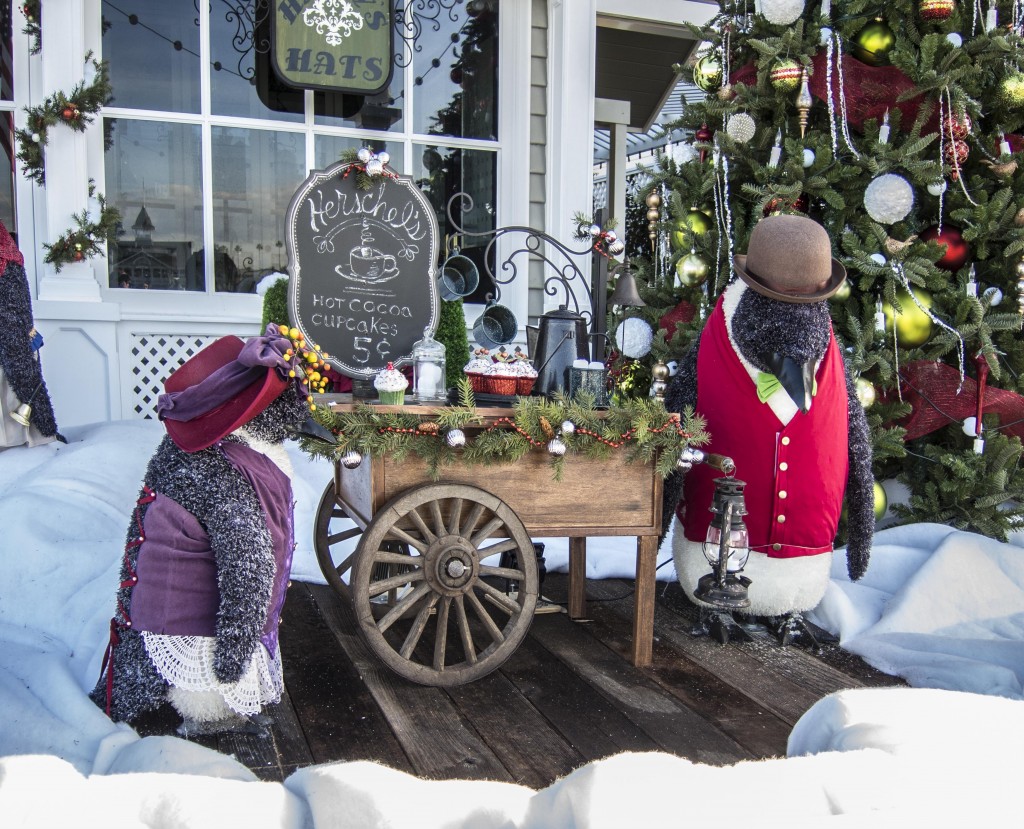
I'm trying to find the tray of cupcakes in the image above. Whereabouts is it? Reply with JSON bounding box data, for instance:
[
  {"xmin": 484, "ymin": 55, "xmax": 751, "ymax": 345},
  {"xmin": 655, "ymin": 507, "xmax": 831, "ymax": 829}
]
[{"xmin": 455, "ymin": 346, "xmax": 538, "ymax": 406}]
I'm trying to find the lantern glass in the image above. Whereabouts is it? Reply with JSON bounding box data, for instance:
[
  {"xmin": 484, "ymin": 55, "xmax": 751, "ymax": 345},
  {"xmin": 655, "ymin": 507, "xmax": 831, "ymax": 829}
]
[
  {"xmin": 411, "ymin": 327, "xmax": 447, "ymax": 402},
  {"xmin": 703, "ymin": 523, "xmax": 750, "ymax": 571}
]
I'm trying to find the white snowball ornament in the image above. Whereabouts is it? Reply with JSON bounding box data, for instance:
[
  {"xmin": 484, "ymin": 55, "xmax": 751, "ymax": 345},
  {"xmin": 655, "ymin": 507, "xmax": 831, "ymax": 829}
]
[
  {"xmin": 946, "ymin": 32, "xmax": 963, "ymax": 47},
  {"xmin": 869, "ymin": 253, "xmax": 887, "ymax": 265},
  {"xmin": 819, "ymin": 26, "xmax": 833, "ymax": 46},
  {"xmin": 615, "ymin": 317, "xmax": 654, "ymax": 359},
  {"xmin": 760, "ymin": 0, "xmax": 805, "ymax": 25},
  {"xmin": 983, "ymin": 286, "xmax": 1003, "ymax": 306},
  {"xmin": 864, "ymin": 174, "xmax": 915, "ymax": 224},
  {"xmin": 726, "ymin": 113, "xmax": 756, "ymax": 143},
  {"xmin": 671, "ymin": 142, "xmax": 698, "ymax": 165},
  {"xmin": 927, "ymin": 179, "xmax": 947, "ymax": 196},
  {"xmin": 802, "ymin": 148, "xmax": 816, "ymax": 167},
  {"xmin": 962, "ymin": 416, "xmax": 978, "ymax": 437}
]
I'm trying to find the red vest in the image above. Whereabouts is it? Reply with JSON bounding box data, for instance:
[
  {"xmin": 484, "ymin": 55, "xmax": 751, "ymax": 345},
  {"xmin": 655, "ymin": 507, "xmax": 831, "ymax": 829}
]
[{"xmin": 680, "ymin": 296, "xmax": 848, "ymax": 558}]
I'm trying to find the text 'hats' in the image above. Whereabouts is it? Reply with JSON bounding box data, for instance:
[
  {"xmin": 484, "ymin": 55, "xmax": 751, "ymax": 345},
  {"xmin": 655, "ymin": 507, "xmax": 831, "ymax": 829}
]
[{"xmin": 732, "ymin": 214, "xmax": 846, "ymax": 303}]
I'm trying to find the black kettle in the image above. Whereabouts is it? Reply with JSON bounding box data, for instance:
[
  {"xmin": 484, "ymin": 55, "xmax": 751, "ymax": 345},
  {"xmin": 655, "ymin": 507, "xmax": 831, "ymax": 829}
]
[{"xmin": 530, "ymin": 305, "xmax": 590, "ymax": 397}]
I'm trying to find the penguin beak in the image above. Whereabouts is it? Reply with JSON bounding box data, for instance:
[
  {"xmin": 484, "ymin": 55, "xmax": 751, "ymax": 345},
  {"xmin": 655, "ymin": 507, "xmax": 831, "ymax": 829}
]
[
  {"xmin": 287, "ymin": 416, "xmax": 336, "ymax": 442},
  {"xmin": 768, "ymin": 352, "xmax": 815, "ymax": 414}
]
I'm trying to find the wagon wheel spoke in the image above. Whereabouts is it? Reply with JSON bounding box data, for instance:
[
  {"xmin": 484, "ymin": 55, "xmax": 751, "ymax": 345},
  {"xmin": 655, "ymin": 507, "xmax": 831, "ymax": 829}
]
[
  {"xmin": 447, "ymin": 498, "xmax": 464, "ymax": 536},
  {"xmin": 376, "ymin": 581, "xmax": 434, "ymax": 634},
  {"xmin": 466, "ymin": 588, "xmax": 505, "ymax": 645},
  {"xmin": 314, "ymin": 480, "xmax": 364, "ymax": 602},
  {"xmin": 352, "ymin": 483, "xmax": 538, "ymax": 686},
  {"xmin": 479, "ymin": 564, "xmax": 527, "ymax": 581},
  {"xmin": 453, "ymin": 596, "xmax": 477, "ymax": 664},
  {"xmin": 368, "ymin": 568, "xmax": 425, "ymax": 599},
  {"xmin": 399, "ymin": 592, "xmax": 440, "ymax": 660},
  {"xmin": 475, "ymin": 578, "xmax": 522, "ymax": 615},
  {"xmin": 476, "ymin": 538, "xmax": 520, "ymax": 559},
  {"xmin": 433, "ymin": 596, "xmax": 451, "ymax": 671}
]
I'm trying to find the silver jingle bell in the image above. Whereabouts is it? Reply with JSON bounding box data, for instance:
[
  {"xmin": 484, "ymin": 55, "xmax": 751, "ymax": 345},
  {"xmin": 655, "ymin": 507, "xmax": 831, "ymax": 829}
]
[
  {"xmin": 560, "ymin": 420, "xmax": 575, "ymax": 435},
  {"xmin": 341, "ymin": 449, "xmax": 363, "ymax": 469},
  {"xmin": 548, "ymin": 437, "xmax": 567, "ymax": 457},
  {"xmin": 446, "ymin": 428, "xmax": 466, "ymax": 448},
  {"xmin": 357, "ymin": 147, "xmax": 372, "ymax": 163}
]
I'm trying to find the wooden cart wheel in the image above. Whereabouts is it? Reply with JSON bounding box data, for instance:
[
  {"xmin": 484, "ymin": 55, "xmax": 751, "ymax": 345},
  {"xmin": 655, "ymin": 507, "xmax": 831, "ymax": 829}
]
[
  {"xmin": 314, "ymin": 478, "xmax": 364, "ymax": 602},
  {"xmin": 351, "ymin": 482, "xmax": 539, "ymax": 686}
]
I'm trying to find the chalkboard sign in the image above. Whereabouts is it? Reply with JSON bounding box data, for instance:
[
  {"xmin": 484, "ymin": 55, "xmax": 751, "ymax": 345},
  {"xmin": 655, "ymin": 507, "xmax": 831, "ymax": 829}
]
[{"xmin": 286, "ymin": 161, "xmax": 440, "ymax": 378}]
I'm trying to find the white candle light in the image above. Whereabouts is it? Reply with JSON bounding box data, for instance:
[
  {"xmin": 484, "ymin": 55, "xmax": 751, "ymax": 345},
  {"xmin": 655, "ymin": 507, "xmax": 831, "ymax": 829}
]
[
  {"xmin": 999, "ymin": 131, "xmax": 1012, "ymax": 157},
  {"xmin": 768, "ymin": 129, "xmax": 783, "ymax": 168},
  {"xmin": 878, "ymin": 109, "xmax": 890, "ymax": 145}
]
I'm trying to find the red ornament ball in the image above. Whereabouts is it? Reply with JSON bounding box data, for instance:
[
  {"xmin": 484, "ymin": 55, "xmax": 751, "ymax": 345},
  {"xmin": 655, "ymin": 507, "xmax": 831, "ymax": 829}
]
[
  {"xmin": 941, "ymin": 112, "xmax": 971, "ymax": 141},
  {"xmin": 920, "ymin": 0, "xmax": 955, "ymax": 22},
  {"xmin": 919, "ymin": 224, "xmax": 970, "ymax": 271},
  {"xmin": 763, "ymin": 193, "xmax": 810, "ymax": 216},
  {"xmin": 72, "ymin": 250, "xmax": 84, "ymax": 261},
  {"xmin": 62, "ymin": 107, "xmax": 75, "ymax": 120},
  {"xmin": 943, "ymin": 138, "xmax": 969, "ymax": 173},
  {"xmin": 695, "ymin": 123, "xmax": 713, "ymax": 144}
]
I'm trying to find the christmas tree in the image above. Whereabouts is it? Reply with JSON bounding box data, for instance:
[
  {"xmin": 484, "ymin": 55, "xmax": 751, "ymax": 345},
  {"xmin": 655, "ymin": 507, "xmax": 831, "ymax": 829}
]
[{"xmin": 636, "ymin": 0, "xmax": 1024, "ymax": 539}]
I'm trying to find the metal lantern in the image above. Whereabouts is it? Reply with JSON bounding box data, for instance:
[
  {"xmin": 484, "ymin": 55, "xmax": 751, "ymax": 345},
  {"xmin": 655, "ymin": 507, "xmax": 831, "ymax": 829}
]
[{"xmin": 695, "ymin": 476, "xmax": 752, "ymax": 610}]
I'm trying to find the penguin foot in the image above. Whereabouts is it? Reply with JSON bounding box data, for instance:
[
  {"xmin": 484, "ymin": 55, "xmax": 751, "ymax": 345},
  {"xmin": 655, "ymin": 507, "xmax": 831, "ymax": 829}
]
[
  {"xmin": 177, "ymin": 713, "xmax": 270, "ymax": 737},
  {"xmin": 690, "ymin": 609, "xmax": 754, "ymax": 644},
  {"xmin": 772, "ymin": 613, "xmax": 823, "ymax": 651}
]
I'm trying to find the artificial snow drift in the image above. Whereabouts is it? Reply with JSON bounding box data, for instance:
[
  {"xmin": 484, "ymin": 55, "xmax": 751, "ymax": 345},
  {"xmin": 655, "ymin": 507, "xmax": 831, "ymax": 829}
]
[{"xmin": 1, "ymin": 421, "xmax": 1022, "ymax": 826}]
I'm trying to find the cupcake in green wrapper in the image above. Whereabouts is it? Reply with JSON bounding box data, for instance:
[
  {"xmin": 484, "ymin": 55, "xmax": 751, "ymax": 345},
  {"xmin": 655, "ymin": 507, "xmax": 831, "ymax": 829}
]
[{"xmin": 374, "ymin": 362, "xmax": 408, "ymax": 405}]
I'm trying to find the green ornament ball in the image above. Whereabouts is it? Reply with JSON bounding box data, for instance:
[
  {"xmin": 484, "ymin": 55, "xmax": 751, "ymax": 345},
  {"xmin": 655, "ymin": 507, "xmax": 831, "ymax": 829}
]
[
  {"xmin": 832, "ymin": 280, "xmax": 852, "ymax": 302},
  {"xmin": 842, "ymin": 480, "xmax": 888, "ymax": 522},
  {"xmin": 854, "ymin": 377, "xmax": 876, "ymax": 408},
  {"xmin": 675, "ymin": 252, "xmax": 710, "ymax": 288},
  {"xmin": 769, "ymin": 58, "xmax": 802, "ymax": 92},
  {"xmin": 853, "ymin": 18, "xmax": 896, "ymax": 67}
]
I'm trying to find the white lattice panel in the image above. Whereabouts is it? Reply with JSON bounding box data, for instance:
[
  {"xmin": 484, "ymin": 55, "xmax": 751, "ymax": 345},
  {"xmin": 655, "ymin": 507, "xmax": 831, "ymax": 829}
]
[{"xmin": 130, "ymin": 334, "xmax": 218, "ymax": 419}]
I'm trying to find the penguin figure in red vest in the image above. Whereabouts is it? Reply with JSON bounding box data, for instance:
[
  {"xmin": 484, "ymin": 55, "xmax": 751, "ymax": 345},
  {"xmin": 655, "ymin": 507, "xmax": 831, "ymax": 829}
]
[{"xmin": 662, "ymin": 214, "xmax": 874, "ymax": 640}]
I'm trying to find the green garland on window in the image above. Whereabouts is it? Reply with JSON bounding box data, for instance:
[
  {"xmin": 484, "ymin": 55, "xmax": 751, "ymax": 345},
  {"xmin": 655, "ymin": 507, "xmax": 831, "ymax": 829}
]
[
  {"xmin": 43, "ymin": 182, "xmax": 121, "ymax": 272},
  {"xmin": 298, "ymin": 378, "xmax": 709, "ymax": 482},
  {"xmin": 16, "ymin": 53, "xmax": 112, "ymax": 186},
  {"xmin": 21, "ymin": 1, "xmax": 41, "ymax": 55}
]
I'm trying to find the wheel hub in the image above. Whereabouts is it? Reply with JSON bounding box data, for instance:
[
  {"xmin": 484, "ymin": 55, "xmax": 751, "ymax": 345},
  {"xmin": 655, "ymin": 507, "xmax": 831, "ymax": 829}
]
[{"xmin": 423, "ymin": 534, "xmax": 479, "ymax": 595}]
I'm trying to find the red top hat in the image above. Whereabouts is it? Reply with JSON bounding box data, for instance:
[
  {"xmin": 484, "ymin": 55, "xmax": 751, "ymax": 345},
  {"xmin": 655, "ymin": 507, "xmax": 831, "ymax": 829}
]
[{"xmin": 160, "ymin": 332, "xmax": 290, "ymax": 453}]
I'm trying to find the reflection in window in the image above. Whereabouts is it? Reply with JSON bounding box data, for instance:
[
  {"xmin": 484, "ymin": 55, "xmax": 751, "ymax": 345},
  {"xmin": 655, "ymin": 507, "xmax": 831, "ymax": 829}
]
[
  {"xmin": 414, "ymin": 144, "xmax": 496, "ymax": 303},
  {"xmin": 413, "ymin": 0, "xmax": 497, "ymax": 140},
  {"xmin": 104, "ymin": 120, "xmax": 204, "ymax": 290},
  {"xmin": 314, "ymin": 136, "xmax": 404, "ymax": 173},
  {"xmin": 211, "ymin": 127, "xmax": 304, "ymax": 293},
  {"xmin": 102, "ymin": 0, "xmax": 200, "ymax": 113}
]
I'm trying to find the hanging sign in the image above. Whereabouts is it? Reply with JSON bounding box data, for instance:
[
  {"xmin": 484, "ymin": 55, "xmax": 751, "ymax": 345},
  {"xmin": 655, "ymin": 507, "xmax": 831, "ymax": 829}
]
[
  {"xmin": 271, "ymin": 0, "xmax": 394, "ymax": 95},
  {"xmin": 286, "ymin": 160, "xmax": 440, "ymax": 378}
]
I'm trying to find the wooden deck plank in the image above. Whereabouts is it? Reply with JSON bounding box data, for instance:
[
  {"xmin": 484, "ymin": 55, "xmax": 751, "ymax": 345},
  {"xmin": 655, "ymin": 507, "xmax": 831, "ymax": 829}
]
[
  {"xmin": 583, "ymin": 578, "xmax": 864, "ymax": 726},
  {"xmin": 526, "ymin": 610, "xmax": 752, "ymax": 766},
  {"xmin": 308, "ymin": 583, "xmax": 514, "ymax": 782},
  {"xmin": 442, "ymin": 669, "xmax": 587, "ymax": 789},
  {"xmin": 497, "ymin": 632, "xmax": 661, "ymax": 761},
  {"xmin": 279, "ymin": 583, "xmax": 412, "ymax": 771}
]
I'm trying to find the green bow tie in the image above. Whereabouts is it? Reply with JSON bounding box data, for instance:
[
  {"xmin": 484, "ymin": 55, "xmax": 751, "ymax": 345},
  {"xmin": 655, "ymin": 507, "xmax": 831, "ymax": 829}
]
[
  {"xmin": 756, "ymin": 372, "xmax": 817, "ymax": 404},
  {"xmin": 756, "ymin": 372, "xmax": 782, "ymax": 403}
]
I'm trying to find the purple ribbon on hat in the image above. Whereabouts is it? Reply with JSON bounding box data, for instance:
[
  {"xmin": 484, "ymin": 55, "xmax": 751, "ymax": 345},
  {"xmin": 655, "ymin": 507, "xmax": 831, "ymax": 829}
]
[{"xmin": 157, "ymin": 324, "xmax": 293, "ymax": 422}]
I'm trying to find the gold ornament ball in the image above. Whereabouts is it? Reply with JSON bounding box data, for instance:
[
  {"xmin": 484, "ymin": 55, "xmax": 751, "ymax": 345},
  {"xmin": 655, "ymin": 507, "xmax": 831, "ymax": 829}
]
[
  {"xmin": 1016, "ymin": 259, "xmax": 1024, "ymax": 279},
  {"xmin": 1001, "ymin": 72, "xmax": 1024, "ymax": 108},
  {"xmin": 670, "ymin": 209, "xmax": 713, "ymax": 250},
  {"xmin": 873, "ymin": 481, "xmax": 888, "ymax": 521},
  {"xmin": 675, "ymin": 252, "xmax": 710, "ymax": 287},
  {"xmin": 717, "ymin": 84, "xmax": 737, "ymax": 102},
  {"xmin": 646, "ymin": 208, "xmax": 661, "ymax": 222},
  {"xmin": 1015, "ymin": 207, "xmax": 1024, "ymax": 227},
  {"xmin": 854, "ymin": 377, "xmax": 877, "ymax": 408},
  {"xmin": 853, "ymin": 19, "xmax": 896, "ymax": 67},
  {"xmin": 651, "ymin": 361, "xmax": 671, "ymax": 383},
  {"xmin": 645, "ymin": 191, "xmax": 661, "ymax": 209},
  {"xmin": 770, "ymin": 58, "xmax": 803, "ymax": 92},
  {"xmin": 692, "ymin": 53, "xmax": 723, "ymax": 93},
  {"xmin": 883, "ymin": 287, "xmax": 934, "ymax": 347}
]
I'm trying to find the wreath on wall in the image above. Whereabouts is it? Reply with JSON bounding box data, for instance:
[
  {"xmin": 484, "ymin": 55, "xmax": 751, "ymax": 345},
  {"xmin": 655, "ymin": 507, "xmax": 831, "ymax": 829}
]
[{"xmin": 21, "ymin": 1, "xmax": 41, "ymax": 55}]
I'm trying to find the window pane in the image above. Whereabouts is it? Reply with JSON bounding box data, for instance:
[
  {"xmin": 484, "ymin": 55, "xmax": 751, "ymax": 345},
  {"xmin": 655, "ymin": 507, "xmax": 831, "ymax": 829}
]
[
  {"xmin": 0, "ymin": 112, "xmax": 14, "ymax": 231},
  {"xmin": 210, "ymin": 0, "xmax": 302, "ymax": 122},
  {"xmin": 105, "ymin": 119, "xmax": 204, "ymax": 291},
  {"xmin": 211, "ymin": 126, "xmax": 304, "ymax": 292},
  {"xmin": 314, "ymin": 136, "xmax": 404, "ymax": 173},
  {"xmin": 102, "ymin": 0, "xmax": 200, "ymax": 113},
  {"xmin": 414, "ymin": 144, "xmax": 496, "ymax": 303},
  {"xmin": 412, "ymin": 1, "xmax": 497, "ymax": 140}
]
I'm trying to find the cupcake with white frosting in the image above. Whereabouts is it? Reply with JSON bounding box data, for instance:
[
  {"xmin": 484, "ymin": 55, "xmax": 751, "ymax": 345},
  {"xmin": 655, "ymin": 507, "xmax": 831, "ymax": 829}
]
[{"xmin": 374, "ymin": 362, "xmax": 408, "ymax": 405}]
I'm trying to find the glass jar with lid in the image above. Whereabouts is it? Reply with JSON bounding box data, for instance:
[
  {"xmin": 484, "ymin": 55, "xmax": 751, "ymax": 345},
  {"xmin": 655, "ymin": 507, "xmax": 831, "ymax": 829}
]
[{"xmin": 411, "ymin": 326, "xmax": 447, "ymax": 402}]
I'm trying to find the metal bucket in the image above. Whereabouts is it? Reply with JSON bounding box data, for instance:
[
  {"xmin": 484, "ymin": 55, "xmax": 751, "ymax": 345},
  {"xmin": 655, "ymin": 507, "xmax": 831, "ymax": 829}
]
[
  {"xmin": 472, "ymin": 302, "xmax": 518, "ymax": 349},
  {"xmin": 438, "ymin": 254, "xmax": 480, "ymax": 300}
]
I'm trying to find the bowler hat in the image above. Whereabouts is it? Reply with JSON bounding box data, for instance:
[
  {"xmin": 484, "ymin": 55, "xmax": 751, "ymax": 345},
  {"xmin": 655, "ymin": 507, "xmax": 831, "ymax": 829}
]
[
  {"xmin": 161, "ymin": 335, "xmax": 288, "ymax": 453},
  {"xmin": 732, "ymin": 214, "xmax": 846, "ymax": 303}
]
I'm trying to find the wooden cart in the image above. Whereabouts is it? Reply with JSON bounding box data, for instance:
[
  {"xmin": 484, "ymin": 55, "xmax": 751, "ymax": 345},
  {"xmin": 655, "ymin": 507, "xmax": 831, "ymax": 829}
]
[{"xmin": 314, "ymin": 404, "xmax": 664, "ymax": 687}]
